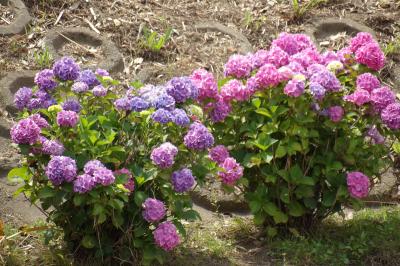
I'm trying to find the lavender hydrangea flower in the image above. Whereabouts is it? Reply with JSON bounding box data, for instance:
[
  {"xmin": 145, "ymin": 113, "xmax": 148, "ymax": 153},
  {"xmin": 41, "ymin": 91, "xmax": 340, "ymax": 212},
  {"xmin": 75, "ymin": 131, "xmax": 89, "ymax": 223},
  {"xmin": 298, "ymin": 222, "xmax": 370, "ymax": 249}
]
[
  {"xmin": 84, "ymin": 160, "xmax": 105, "ymax": 175},
  {"xmin": 224, "ymin": 54, "xmax": 253, "ymax": 78},
  {"xmin": 218, "ymin": 157, "xmax": 244, "ymax": 185},
  {"xmin": 349, "ymin": 32, "xmax": 375, "ymax": 53},
  {"xmin": 45, "ymin": 156, "xmax": 77, "ymax": 185},
  {"xmin": 42, "ymin": 139, "xmax": 64, "ymax": 155},
  {"xmin": 209, "ymin": 98, "xmax": 232, "ymax": 123},
  {"xmin": 310, "ymin": 69, "xmax": 341, "ymax": 92},
  {"xmin": 73, "ymin": 174, "xmax": 96, "ymax": 193},
  {"xmin": 166, "ymin": 77, "xmax": 197, "ymax": 103},
  {"xmin": 14, "ymin": 87, "xmax": 32, "ymax": 110},
  {"xmin": 93, "ymin": 167, "xmax": 115, "ymax": 186},
  {"xmin": 328, "ymin": 106, "xmax": 344, "ymax": 123},
  {"xmin": 95, "ymin": 68, "xmax": 110, "ymax": 76},
  {"xmin": 347, "ymin": 171, "xmax": 370, "ymax": 198},
  {"xmin": 254, "ymin": 64, "xmax": 281, "ymax": 89},
  {"xmin": 309, "ymin": 82, "xmax": 326, "ymax": 101},
  {"xmin": 356, "ymin": 73, "xmax": 380, "ymax": 93},
  {"xmin": 52, "ymin": 56, "xmax": 80, "ymax": 81},
  {"xmin": 150, "ymin": 142, "xmax": 178, "ymax": 169},
  {"xmin": 27, "ymin": 98, "xmax": 42, "ymax": 110},
  {"xmin": 190, "ymin": 69, "xmax": 218, "ymax": 101},
  {"xmin": 171, "ymin": 168, "xmax": 196, "ymax": 193},
  {"xmin": 34, "ymin": 69, "xmax": 57, "ymax": 91},
  {"xmin": 139, "ymin": 85, "xmax": 168, "ymax": 107},
  {"xmin": 114, "ymin": 97, "xmax": 133, "ymax": 111},
  {"xmin": 62, "ymin": 99, "xmax": 82, "ymax": 113},
  {"xmin": 151, "ymin": 108, "xmax": 173, "ymax": 124},
  {"xmin": 153, "ymin": 221, "xmax": 180, "ymax": 251},
  {"xmin": 343, "ymin": 89, "xmax": 370, "ymax": 106},
  {"xmin": 381, "ymin": 102, "xmax": 400, "ymax": 129},
  {"xmin": 57, "ymin": 110, "xmax": 79, "ymax": 127},
  {"xmin": 355, "ymin": 42, "xmax": 385, "ymax": 71},
  {"xmin": 172, "ymin": 108, "xmax": 190, "ymax": 126},
  {"xmin": 71, "ymin": 82, "xmax": 89, "ymax": 93},
  {"xmin": 209, "ymin": 145, "xmax": 230, "ymax": 164},
  {"xmin": 92, "ymin": 85, "xmax": 108, "ymax": 97},
  {"xmin": 10, "ymin": 118, "xmax": 41, "ymax": 145},
  {"xmin": 142, "ymin": 198, "xmax": 166, "ymax": 222},
  {"xmin": 184, "ymin": 122, "xmax": 214, "ymax": 150},
  {"xmin": 154, "ymin": 94, "xmax": 175, "ymax": 110},
  {"xmin": 370, "ymin": 86, "xmax": 395, "ymax": 112},
  {"xmin": 284, "ymin": 79, "xmax": 305, "ymax": 97},
  {"xmin": 78, "ymin": 69, "xmax": 100, "ymax": 87},
  {"xmin": 366, "ymin": 126, "xmax": 385, "ymax": 144},
  {"xmin": 29, "ymin": 114, "xmax": 49, "ymax": 128},
  {"xmin": 131, "ymin": 97, "xmax": 149, "ymax": 112}
]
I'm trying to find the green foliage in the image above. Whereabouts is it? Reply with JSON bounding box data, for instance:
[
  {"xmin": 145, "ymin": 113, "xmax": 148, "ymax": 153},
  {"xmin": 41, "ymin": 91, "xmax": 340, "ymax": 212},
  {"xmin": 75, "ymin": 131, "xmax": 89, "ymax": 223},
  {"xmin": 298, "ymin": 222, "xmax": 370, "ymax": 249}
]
[
  {"xmin": 291, "ymin": 0, "xmax": 329, "ymax": 18},
  {"xmin": 34, "ymin": 47, "xmax": 53, "ymax": 69},
  {"xmin": 384, "ymin": 35, "xmax": 400, "ymax": 56},
  {"xmin": 140, "ymin": 26, "xmax": 173, "ymax": 53}
]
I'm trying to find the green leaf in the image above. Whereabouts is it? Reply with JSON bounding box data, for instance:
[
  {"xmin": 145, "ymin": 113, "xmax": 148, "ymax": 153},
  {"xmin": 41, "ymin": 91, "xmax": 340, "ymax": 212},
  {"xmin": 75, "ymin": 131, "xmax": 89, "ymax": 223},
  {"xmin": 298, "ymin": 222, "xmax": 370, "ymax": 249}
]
[
  {"xmin": 134, "ymin": 191, "xmax": 147, "ymax": 206},
  {"xmin": 253, "ymin": 212, "xmax": 266, "ymax": 225},
  {"xmin": 275, "ymin": 144, "xmax": 287, "ymax": 158},
  {"xmin": 249, "ymin": 200, "xmax": 262, "ymax": 213},
  {"xmin": 112, "ymin": 213, "xmax": 124, "ymax": 228},
  {"xmin": 73, "ymin": 194, "xmax": 85, "ymax": 206},
  {"xmin": 110, "ymin": 199, "xmax": 124, "ymax": 211},
  {"xmin": 266, "ymin": 226, "xmax": 278, "ymax": 238},
  {"xmin": 322, "ymin": 191, "xmax": 336, "ymax": 207},
  {"xmin": 181, "ymin": 210, "xmax": 200, "ymax": 221},
  {"xmin": 288, "ymin": 201, "xmax": 305, "ymax": 217},
  {"xmin": 263, "ymin": 202, "xmax": 280, "ymax": 216},
  {"xmin": 97, "ymin": 213, "xmax": 107, "ymax": 224},
  {"xmin": 297, "ymin": 176, "xmax": 317, "ymax": 186},
  {"xmin": 252, "ymin": 98, "xmax": 261, "ymax": 108},
  {"xmin": 93, "ymin": 203, "xmax": 105, "ymax": 216},
  {"xmin": 8, "ymin": 167, "xmax": 29, "ymax": 182},
  {"xmin": 253, "ymin": 133, "xmax": 278, "ymax": 151},
  {"xmin": 303, "ymin": 198, "xmax": 317, "ymax": 209},
  {"xmin": 38, "ymin": 186, "xmax": 56, "ymax": 199},
  {"xmin": 295, "ymin": 185, "xmax": 314, "ymax": 198},
  {"xmin": 81, "ymin": 235, "xmax": 96, "ymax": 249},
  {"xmin": 255, "ymin": 108, "xmax": 272, "ymax": 118},
  {"xmin": 280, "ymin": 187, "xmax": 290, "ymax": 204},
  {"xmin": 272, "ymin": 211, "xmax": 288, "ymax": 224}
]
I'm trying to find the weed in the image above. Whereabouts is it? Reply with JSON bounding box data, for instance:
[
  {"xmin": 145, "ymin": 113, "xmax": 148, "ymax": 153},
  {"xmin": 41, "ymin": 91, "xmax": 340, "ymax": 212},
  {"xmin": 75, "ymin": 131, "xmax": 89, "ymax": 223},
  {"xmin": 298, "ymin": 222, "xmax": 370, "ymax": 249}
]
[
  {"xmin": 384, "ymin": 35, "xmax": 400, "ymax": 56},
  {"xmin": 34, "ymin": 47, "xmax": 53, "ymax": 69},
  {"xmin": 292, "ymin": 0, "xmax": 329, "ymax": 19},
  {"xmin": 140, "ymin": 26, "xmax": 173, "ymax": 53}
]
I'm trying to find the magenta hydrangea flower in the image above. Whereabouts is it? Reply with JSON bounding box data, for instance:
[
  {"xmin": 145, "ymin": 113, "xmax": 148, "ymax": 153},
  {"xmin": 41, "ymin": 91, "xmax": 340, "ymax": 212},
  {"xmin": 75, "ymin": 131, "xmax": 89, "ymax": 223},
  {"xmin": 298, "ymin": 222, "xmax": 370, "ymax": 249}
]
[
  {"xmin": 29, "ymin": 114, "xmax": 49, "ymax": 128},
  {"xmin": 78, "ymin": 69, "xmax": 100, "ymax": 87},
  {"xmin": 73, "ymin": 174, "xmax": 96, "ymax": 193},
  {"xmin": 209, "ymin": 98, "xmax": 232, "ymax": 122},
  {"xmin": 224, "ymin": 54, "xmax": 253, "ymax": 78},
  {"xmin": 254, "ymin": 64, "xmax": 281, "ymax": 89},
  {"xmin": 251, "ymin": 49, "xmax": 269, "ymax": 68},
  {"xmin": 14, "ymin": 87, "xmax": 32, "ymax": 110},
  {"xmin": 150, "ymin": 142, "xmax": 178, "ymax": 169},
  {"xmin": 290, "ymin": 48, "xmax": 322, "ymax": 68},
  {"xmin": 52, "ymin": 56, "xmax": 80, "ymax": 81},
  {"xmin": 356, "ymin": 73, "xmax": 380, "ymax": 93},
  {"xmin": 346, "ymin": 171, "xmax": 370, "ymax": 198},
  {"xmin": 287, "ymin": 61, "xmax": 305, "ymax": 74},
  {"xmin": 142, "ymin": 198, "xmax": 166, "ymax": 223},
  {"xmin": 328, "ymin": 106, "xmax": 344, "ymax": 123},
  {"xmin": 277, "ymin": 66, "xmax": 294, "ymax": 82},
  {"xmin": 184, "ymin": 122, "xmax": 214, "ymax": 150},
  {"xmin": 56, "ymin": 110, "xmax": 79, "ymax": 127},
  {"xmin": 166, "ymin": 76, "xmax": 198, "ymax": 103},
  {"xmin": 349, "ymin": 32, "xmax": 375, "ymax": 53},
  {"xmin": 221, "ymin": 79, "xmax": 250, "ymax": 102},
  {"xmin": 42, "ymin": 139, "xmax": 64, "ymax": 155},
  {"xmin": 370, "ymin": 86, "xmax": 395, "ymax": 112},
  {"xmin": 71, "ymin": 81, "xmax": 89, "ymax": 93},
  {"xmin": 245, "ymin": 76, "xmax": 260, "ymax": 92},
  {"xmin": 343, "ymin": 89, "xmax": 370, "ymax": 106},
  {"xmin": 218, "ymin": 157, "xmax": 243, "ymax": 185},
  {"xmin": 114, "ymin": 168, "xmax": 135, "ymax": 192},
  {"xmin": 271, "ymin": 33, "xmax": 315, "ymax": 55},
  {"xmin": 153, "ymin": 221, "xmax": 180, "ymax": 251},
  {"xmin": 45, "ymin": 156, "xmax": 77, "ymax": 185},
  {"xmin": 93, "ymin": 167, "xmax": 115, "ymax": 186},
  {"xmin": 355, "ymin": 42, "xmax": 385, "ymax": 71},
  {"xmin": 34, "ymin": 69, "xmax": 57, "ymax": 91},
  {"xmin": 92, "ymin": 85, "xmax": 108, "ymax": 97},
  {"xmin": 171, "ymin": 168, "xmax": 196, "ymax": 193},
  {"xmin": 209, "ymin": 145, "xmax": 230, "ymax": 164},
  {"xmin": 381, "ymin": 102, "xmax": 400, "ymax": 129},
  {"xmin": 10, "ymin": 118, "xmax": 41, "ymax": 145},
  {"xmin": 84, "ymin": 160, "xmax": 105, "ymax": 175},
  {"xmin": 190, "ymin": 69, "xmax": 218, "ymax": 101},
  {"xmin": 366, "ymin": 126, "xmax": 385, "ymax": 144},
  {"xmin": 284, "ymin": 79, "xmax": 305, "ymax": 98},
  {"xmin": 267, "ymin": 46, "xmax": 289, "ymax": 67}
]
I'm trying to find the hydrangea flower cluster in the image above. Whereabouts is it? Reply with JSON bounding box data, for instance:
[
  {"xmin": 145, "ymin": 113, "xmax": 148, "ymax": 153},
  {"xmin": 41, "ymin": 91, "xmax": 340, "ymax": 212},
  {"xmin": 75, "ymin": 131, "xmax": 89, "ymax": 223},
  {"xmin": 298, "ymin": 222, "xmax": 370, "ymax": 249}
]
[
  {"xmin": 171, "ymin": 168, "xmax": 196, "ymax": 192},
  {"xmin": 10, "ymin": 117, "xmax": 41, "ymax": 144},
  {"xmin": 150, "ymin": 142, "xmax": 178, "ymax": 169},
  {"xmin": 142, "ymin": 198, "xmax": 166, "ymax": 222},
  {"xmin": 153, "ymin": 221, "xmax": 180, "ymax": 251},
  {"xmin": 208, "ymin": 145, "xmax": 243, "ymax": 185},
  {"xmin": 184, "ymin": 122, "xmax": 214, "ymax": 150},
  {"xmin": 57, "ymin": 110, "xmax": 79, "ymax": 127},
  {"xmin": 73, "ymin": 160, "xmax": 115, "ymax": 193},
  {"xmin": 46, "ymin": 156, "xmax": 77, "ymax": 186},
  {"xmin": 346, "ymin": 171, "xmax": 370, "ymax": 198}
]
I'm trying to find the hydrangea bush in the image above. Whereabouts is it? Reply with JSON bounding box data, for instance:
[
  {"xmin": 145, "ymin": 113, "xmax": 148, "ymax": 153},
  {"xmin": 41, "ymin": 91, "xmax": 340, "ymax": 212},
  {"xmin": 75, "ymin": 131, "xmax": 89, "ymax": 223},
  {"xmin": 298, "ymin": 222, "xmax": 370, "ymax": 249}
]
[
  {"xmin": 195, "ymin": 32, "xmax": 398, "ymax": 231},
  {"xmin": 8, "ymin": 57, "xmax": 217, "ymax": 263}
]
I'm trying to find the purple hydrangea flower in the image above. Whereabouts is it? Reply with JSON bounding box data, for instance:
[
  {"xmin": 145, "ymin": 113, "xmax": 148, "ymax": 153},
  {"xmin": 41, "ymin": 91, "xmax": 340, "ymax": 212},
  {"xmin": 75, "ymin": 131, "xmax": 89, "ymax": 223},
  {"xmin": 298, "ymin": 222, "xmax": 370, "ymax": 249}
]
[
  {"xmin": 153, "ymin": 221, "xmax": 180, "ymax": 251},
  {"xmin": 71, "ymin": 82, "xmax": 89, "ymax": 93},
  {"xmin": 114, "ymin": 97, "xmax": 133, "ymax": 111},
  {"xmin": 209, "ymin": 98, "xmax": 232, "ymax": 123},
  {"xmin": 370, "ymin": 86, "xmax": 395, "ymax": 112},
  {"xmin": 10, "ymin": 118, "xmax": 41, "ymax": 145},
  {"xmin": 321, "ymin": 51, "xmax": 339, "ymax": 65},
  {"xmin": 52, "ymin": 56, "xmax": 80, "ymax": 81},
  {"xmin": 150, "ymin": 142, "xmax": 178, "ymax": 169},
  {"xmin": 290, "ymin": 48, "xmax": 322, "ymax": 68},
  {"xmin": 171, "ymin": 168, "xmax": 196, "ymax": 193},
  {"xmin": 42, "ymin": 139, "xmax": 64, "ymax": 155},
  {"xmin": 343, "ymin": 89, "xmax": 370, "ymax": 106},
  {"xmin": 78, "ymin": 69, "xmax": 100, "ymax": 87},
  {"xmin": 184, "ymin": 122, "xmax": 214, "ymax": 150},
  {"xmin": 328, "ymin": 106, "xmax": 344, "ymax": 123},
  {"xmin": 139, "ymin": 85, "xmax": 167, "ymax": 107},
  {"xmin": 73, "ymin": 174, "xmax": 96, "ymax": 193},
  {"xmin": 172, "ymin": 108, "xmax": 190, "ymax": 126},
  {"xmin": 57, "ymin": 110, "xmax": 79, "ymax": 127},
  {"xmin": 218, "ymin": 157, "xmax": 243, "ymax": 185},
  {"xmin": 30, "ymin": 114, "xmax": 49, "ymax": 128},
  {"xmin": 309, "ymin": 82, "xmax": 326, "ymax": 101},
  {"xmin": 190, "ymin": 69, "xmax": 219, "ymax": 101},
  {"xmin": 45, "ymin": 156, "xmax": 77, "ymax": 185},
  {"xmin": 84, "ymin": 160, "xmax": 105, "ymax": 175},
  {"xmin": 307, "ymin": 64, "xmax": 326, "ymax": 77},
  {"xmin": 349, "ymin": 32, "xmax": 375, "ymax": 53},
  {"xmin": 34, "ymin": 69, "xmax": 57, "ymax": 91},
  {"xmin": 154, "ymin": 94, "xmax": 175, "ymax": 110},
  {"xmin": 131, "ymin": 97, "xmax": 150, "ymax": 112},
  {"xmin": 142, "ymin": 198, "xmax": 166, "ymax": 222},
  {"xmin": 92, "ymin": 85, "xmax": 108, "ymax": 97},
  {"xmin": 310, "ymin": 69, "xmax": 341, "ymax": 91},
  {"xmin": 271, "ymin": 33, "xmax": 315, "ymax": 55},
  {"xmin": 366, "ymin": 126, "xmax": 385, "ymax": 144},
  {"xmin": 93, "ymin": 167, "xmax": 115, "ymax": 186},
  {"xmin": 166, "ymin": 77, "xmax": 197, "ymax": 103},
  {"xmin": 151, "ymin": 108, "xmax": 173, "ymax": 124},
  {"xmin": 62, "ymin": 99, "xmax": 82, "ymax": 113},
  {"xmin": 246, "ymin": 76, "xmax": 260, "ymax": 92},
  {"xmin": 27, "ymin": 98, "xmax": 43, "ymax": 110},
  {"xmin": 251, "ymin": 49, "xmax": 269, "ymax": 68},
  {"xmin": 355, "ymin": 42, "xmax": 385, "ymax": 71},
  {"xmin": 95, "ymin": 68, "xmax": 110, "ymax": 76},
  {"xmin": 267, "ymin": 46, "xmax": 289, "ymax": 67},
  {"xmin": 14, "ymin": 87, "xmax": 32, "ymax": 110},
  {"xmin": 356, "ymin": 73, "xmax": 380, "ymax": 93},
  {"xmin": 224, "ymin": 54, "xmax": 253, "ymax": 78},
  {"xmin": 209, "ymin": 145, "xmax": 230, "ymax": 164},
  {"xmin": 284, "ymin": 79, "xmax": 305, "ymax": 97},
  {"xmin": 381, "ymin": 102, "xmax": 400, "ymax": 129},
  {"xmin": 254, "ymin": 64, "xmax": 281, "ymax": 89},
  {"xmin": 347, "ymin": 171, "xmax": 370, "ymax": 198}
]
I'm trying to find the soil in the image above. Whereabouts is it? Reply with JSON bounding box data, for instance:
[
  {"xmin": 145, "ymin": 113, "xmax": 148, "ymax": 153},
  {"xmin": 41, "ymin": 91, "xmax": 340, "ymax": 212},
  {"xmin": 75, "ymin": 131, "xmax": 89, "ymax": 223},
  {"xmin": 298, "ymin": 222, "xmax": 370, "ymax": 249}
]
[
  {"xmin": 0, "ymin": 4, "xmax": 15, "ymax": 26},
  {"xmin": 59, "ymin": 42, "xmax": 104, "ymax": 68}
]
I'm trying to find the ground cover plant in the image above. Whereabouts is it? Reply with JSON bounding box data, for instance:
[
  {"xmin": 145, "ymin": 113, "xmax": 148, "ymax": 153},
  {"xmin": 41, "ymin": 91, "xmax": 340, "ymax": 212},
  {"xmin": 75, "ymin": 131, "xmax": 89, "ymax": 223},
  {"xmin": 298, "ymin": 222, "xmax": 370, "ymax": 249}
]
[
  {"xmin": 7, "ymin": 57, "xmax": 222, "ymax": 264},
  {"xmin": 195, "ymin": 32, "xmax": 400, "ymax": 232}
]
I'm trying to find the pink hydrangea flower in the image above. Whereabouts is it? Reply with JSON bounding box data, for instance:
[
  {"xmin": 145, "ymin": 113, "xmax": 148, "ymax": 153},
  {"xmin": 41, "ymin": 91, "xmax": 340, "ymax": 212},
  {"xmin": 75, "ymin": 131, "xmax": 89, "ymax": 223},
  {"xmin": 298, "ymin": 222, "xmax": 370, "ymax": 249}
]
[
  {"xmin": 218, "ymin": 157, "xmax": 244, "ymax": 185},
  {"xmin": 254, "ymin": 64, "xmax": 281, "ymax": 89},
  {"xmin": 343, "ymin": 89, "xmax": 370, "ymax": 106},
  {"xmin": 284, "ymin": 79, "xmax": 305, "ymax": 97},
  {"xmin": 356, "ymin": 73, "xmax": 380, "ymax": 92},
  {"xmin": 370, "ymin": 86, "xmax": 395, "ymax": 112},
  {"xmin": 355, "ymin": 42, "xmax": 385, "ymax": 71},
  {"xmin": 290, "ymin": 48, "xmax": 322, "ymax": 68},
  {"xmin": 349, "ymin": 32, "xmax": 375, "ymax": 53},
  {"xmin": 10, "ymin": 118, "xmax": 41, "ymax": 145},
  {"xmin": 381, "ymin": 102, "xmax": 400, "ymax": 129},
  {"xmin": 267, "ymin": 46, "xmax": 289, "ymax": 67},
  {"xmin": 142, "ymin": 198, "xmax": 166, "ymax": 223},
  {"xmin": 209, "ymin": 145, "xmax": 230, "ymax": 164},
  {"xmin": 153, "ymin": 221, "xmax": 180, "ymax": 251},
  {"xmin": 190, "ymin": 69, "xmax": 218, "ymax": 101},
  {"xmin": 251, "ymin": 49, "xmax": 269, "ymax": 69},
  {"xmin": 321, "ymin": 50, "xmax": 339, "ymax": 65},
  {"xmin": 224, "ymin": 54, "xmax": 253, "ymax": 78},
  {"xmin": 347, "ymin": 171, "xmax": 370, "ymax": 198},
  {"xmin": 337, "ymin": 47, "xmax": 354, "ymax": 65}
]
